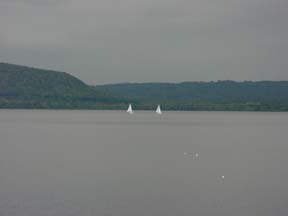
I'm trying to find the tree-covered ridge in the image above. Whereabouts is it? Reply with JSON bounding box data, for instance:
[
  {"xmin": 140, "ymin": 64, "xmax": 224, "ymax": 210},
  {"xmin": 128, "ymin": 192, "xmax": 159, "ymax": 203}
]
[
  {"xmin": 0, "ymin": 63, "xmax": 93, "ymax": 97},
  {"xmin": 1, "ymin": 62, "xmax": 288, "ymax": 111},
  {"xmin": 94, "ymin": 81, "xmax": 288, "ymax": 102},
  {"xmin": 0, "ymin": 63, "xmax": 126, "ymax": 109},
  {"xmin": 94, "ymin": 81, "xmax": 288, "ymax": 111}
]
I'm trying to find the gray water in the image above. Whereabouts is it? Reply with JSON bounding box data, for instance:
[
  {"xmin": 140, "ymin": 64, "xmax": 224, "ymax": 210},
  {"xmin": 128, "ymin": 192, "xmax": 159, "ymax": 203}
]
[{"xmin": 0, "ymin": 110, "xmax": 287, "ymax": 216}]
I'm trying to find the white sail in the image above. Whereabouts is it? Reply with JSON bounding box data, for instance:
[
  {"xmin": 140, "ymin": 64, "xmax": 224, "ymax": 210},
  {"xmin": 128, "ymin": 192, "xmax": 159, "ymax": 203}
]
[
  {"xmin": 156, "ymin": 104, "xmax": 162, "ymax": 114},
  {"xmin": 127, "ymin": 104, "xmax": 133, "ymax": 114}
]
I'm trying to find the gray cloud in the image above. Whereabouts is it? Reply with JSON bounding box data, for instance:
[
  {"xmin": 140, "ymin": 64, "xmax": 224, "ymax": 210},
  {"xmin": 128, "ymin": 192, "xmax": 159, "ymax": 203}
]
[{"xmin": 1, "ymin": 0, "xmax": 287, "ymax": 84}]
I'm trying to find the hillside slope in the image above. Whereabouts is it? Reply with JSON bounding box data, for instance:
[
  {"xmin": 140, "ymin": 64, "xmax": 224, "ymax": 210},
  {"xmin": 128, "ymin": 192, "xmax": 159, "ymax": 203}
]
[
  {"xmin": 0, "ymin": 63, "xmax": 94, "ymax": 97},
  {"xmin": 94, "ymin": 81, "xmax": 288, "ymax": 101},
  {"xmin": 1, "ymin": 63, "xmax": 288, "ymax": 111},
  {"xmin": 94, "ymin": 81, "xmax": 288, "ymax": 111},
  {"xmin": 0, "ymin": 63, "xmax": 124, "ymax": 109}
]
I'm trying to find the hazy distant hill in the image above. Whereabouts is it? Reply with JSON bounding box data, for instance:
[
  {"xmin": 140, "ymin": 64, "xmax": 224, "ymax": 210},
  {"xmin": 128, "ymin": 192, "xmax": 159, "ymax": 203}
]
[
  {"xmin": 94, "ymin": 81, "xmax": 288, "ymax": 102},
  {"xmin": 0, "ymin": 63, "xmax": 125, "ymax": 109},
  {"xmin": 1, "ymin": 63, "xmax": 288, "ymax": 111},
  {"xmin": 94, "ymin": 82, "xmax": 288, "ymax": 111}
]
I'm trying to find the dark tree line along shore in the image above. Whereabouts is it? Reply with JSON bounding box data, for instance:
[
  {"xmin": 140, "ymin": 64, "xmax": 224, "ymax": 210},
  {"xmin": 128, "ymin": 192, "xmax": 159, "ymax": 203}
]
[{"xmin": 1, "ymin": 63, "xmax": 288, "ymax": 111}]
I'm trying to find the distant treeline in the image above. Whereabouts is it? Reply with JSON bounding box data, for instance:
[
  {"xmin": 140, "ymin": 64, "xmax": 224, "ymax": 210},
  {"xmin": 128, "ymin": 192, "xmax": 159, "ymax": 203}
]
[
  {"xmin": 94, "ymin": 81, "xmax": 288, "ymax": 111},
  {"xmin": 1, "ymin": 63, "xmax": 288, "ymax": 111}
]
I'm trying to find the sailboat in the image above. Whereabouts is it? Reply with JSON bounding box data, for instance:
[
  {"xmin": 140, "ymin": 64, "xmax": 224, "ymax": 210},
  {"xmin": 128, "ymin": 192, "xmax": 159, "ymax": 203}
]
[
  {"xmin": 156, "ymin": 104, "xmax": 162, "ymax": 114},
  {"xmin": 127, "ymin": 104, "xmax": 133, "ymax": 114}
]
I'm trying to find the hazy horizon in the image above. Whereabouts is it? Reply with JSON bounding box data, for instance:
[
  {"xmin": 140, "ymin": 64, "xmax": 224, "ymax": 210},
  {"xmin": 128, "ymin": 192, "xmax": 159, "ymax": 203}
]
[{"xmin": 1, "ymin": 0, "xmax": 288, "ymax": 84}]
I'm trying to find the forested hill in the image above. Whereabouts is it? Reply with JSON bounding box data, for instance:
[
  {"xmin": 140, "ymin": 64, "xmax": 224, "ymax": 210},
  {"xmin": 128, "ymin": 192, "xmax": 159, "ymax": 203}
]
[
  {"xmin": 0, "ymin": 63, "xmax": 92, "ymax": 97},
  {"xmin": 1, "ymin": 62, "xmax": 288, "ymax": 111},
  {"xmin": 94, "ymin": 82, "xmax": 288, "ymax": 111},
  {"xmin": 0, "ymin": 63, "xmax": 125, "ymax": 109},
  {"xmin": 94, "ymin": 81, "xmax": 288, "ymax": 101}
]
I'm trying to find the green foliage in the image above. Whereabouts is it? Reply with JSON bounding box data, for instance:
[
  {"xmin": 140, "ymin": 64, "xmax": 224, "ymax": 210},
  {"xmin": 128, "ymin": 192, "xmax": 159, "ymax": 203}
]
[
  {"xmin": 94, "ymin": 81, "xmax": 288, "ymax": 111},
  {"xmin": 1, "ymin": 63, "xmax": 288, "ymax": 111},
  {"xmin": 0, "ymin": 63, "xmax": 127, "ymax": 109},
  {"xmin": 94, "ymin": 81, "xmax": 288, "ymax": 102}
]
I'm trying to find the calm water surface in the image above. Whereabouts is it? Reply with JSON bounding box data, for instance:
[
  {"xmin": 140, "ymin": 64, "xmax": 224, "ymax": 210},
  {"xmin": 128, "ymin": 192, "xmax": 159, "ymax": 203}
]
[{"xmin": 0, "ymin": 110, "xmax": 288, "ymax": 216}]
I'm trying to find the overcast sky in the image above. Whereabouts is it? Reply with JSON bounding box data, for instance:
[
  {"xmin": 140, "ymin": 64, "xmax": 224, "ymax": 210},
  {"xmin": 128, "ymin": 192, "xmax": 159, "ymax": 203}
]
[{"xmin": 1, "ymin": 0, "xmax": 287, "ymax": 84}]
